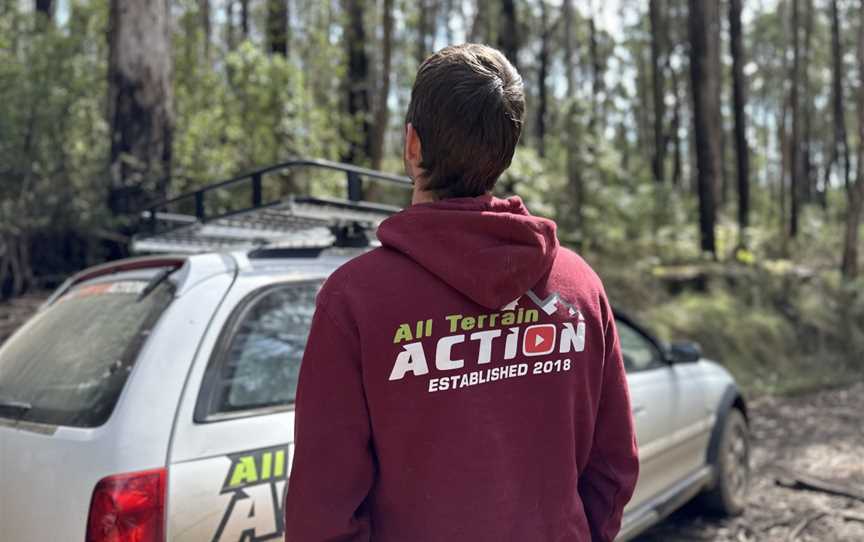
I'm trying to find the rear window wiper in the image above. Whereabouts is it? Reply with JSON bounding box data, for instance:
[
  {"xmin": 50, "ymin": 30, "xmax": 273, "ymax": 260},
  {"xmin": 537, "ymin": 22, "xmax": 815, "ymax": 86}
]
[{"xmin": 137, "ymin": 267, "xmax": 178, "ymax": 302}]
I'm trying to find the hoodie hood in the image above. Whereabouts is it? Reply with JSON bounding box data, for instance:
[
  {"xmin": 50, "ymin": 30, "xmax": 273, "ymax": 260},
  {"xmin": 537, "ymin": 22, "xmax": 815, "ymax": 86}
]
[{"xmin": 377, "ymin": 195, "xmax": 559, "ymax": 310}]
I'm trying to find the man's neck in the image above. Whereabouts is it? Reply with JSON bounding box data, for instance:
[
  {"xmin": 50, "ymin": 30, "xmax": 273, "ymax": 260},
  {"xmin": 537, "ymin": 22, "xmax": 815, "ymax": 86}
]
[{"xmin": 411, "ymin": 187, "xmax": 438, "ymax": 205}]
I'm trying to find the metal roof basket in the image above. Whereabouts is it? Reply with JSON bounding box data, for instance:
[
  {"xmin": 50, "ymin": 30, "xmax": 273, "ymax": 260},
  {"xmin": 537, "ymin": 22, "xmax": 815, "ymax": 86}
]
[{"xmin": 132, "ymin": 159, "xmax": 412, "ymax": 255}]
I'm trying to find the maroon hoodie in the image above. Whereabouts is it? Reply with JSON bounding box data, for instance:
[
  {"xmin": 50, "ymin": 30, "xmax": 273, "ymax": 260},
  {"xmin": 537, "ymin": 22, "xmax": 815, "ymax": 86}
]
[{"xmin": 284, "ymin": 195, "xmax": 639, "ymax": 542}]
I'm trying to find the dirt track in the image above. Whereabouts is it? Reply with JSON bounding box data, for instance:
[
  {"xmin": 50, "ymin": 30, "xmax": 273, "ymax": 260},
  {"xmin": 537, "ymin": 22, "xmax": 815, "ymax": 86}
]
[
  {"xmin": 1, "ymin": 296, "xmax": 862, "ymax": 540},
  {"xmin": 637, "ymin": 382, "xmax": 864, "ymax": 541}
]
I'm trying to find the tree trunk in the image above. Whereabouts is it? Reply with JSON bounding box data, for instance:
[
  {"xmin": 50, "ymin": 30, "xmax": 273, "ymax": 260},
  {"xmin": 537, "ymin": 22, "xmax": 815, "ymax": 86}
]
[
  {"xmin": 780, "ymin": 96, "xmax": 790, "ymax": 242},
  {"xmin": 729, "ymin": 0, "xmax": 750, "ymax": 235},
  {"xmin": 801, "ymin": 0, "xmax": 815, "ymax": 203},
  {"xmin": 469, "ymin": 0, "xmax": 488, "ymax": 43},
  {"xmin": 649, "ymin": 0, "xmax": 666, "ymax": 183},
  {"xmin": 268, "ymin": 0, "xmax": 289, "ymax": 56},
  {"xmin": 107, "ymin": 0, "xmax": 174, "ymax": 216},
  {"xmin": 535, "ymin": 1, "xmax": 550, "ymax": 157},
  {"xmin": 789, "ymin": 0, "xmax": 801, "ymax": 237},
  {"xmin": 416, "ymin": 0, "xmax": 437, "ymax": 65},
  {"xmin": 240, "ymin": 0, "xmax": 250, "ymax": 39},
  {"xmin": 713, "ymin": 6, "xmax": 728, "ymax": 208},
  {"xmin": 497, "ymin": 0, "xmax": 518, "ymax": 69},
  {"xmin": 226, "ymin": 0, "xmax": 236, "ymax": 50},
  {"xmin": 562, "ymin": 0, "xmax": 574, "ymax": 97},
  {"xmin": 562, "ymin": 0, "xmax": 582, "ymax": 236},
  {"xmin": 841, "ymin": 0, "xmax": 864, "ymax": 279},
  {"xmin": 588, "ymin": 14, "xmax": 602, "ymax": 136},
  {"xmin": 370, "ymin": 0, "xmax": 393, "ymax": 170},
  {"xmin": 826, "ymin": 0, "xmax": 851, "ymax": 194},
  {"xmin": 35, "ymin": 0, "xmax": 53, "ymax": 20},
  {"xmin": 199, "ymin": 0, "xmax": 211, "ymax": 58},
  {"xmin": 688, "ymin": 0, "xmax": 719, "ymax": 256},
  {"xmin": 635, "ymin": 42, "xmax": 651, "ymax": 156},
  {"xmin": 669, "ymin": 54, "xmax": 684, "ymax": 187},
  {"xmin": 341, "ymin": 0, "xmax": 372, "ymax": 166}
]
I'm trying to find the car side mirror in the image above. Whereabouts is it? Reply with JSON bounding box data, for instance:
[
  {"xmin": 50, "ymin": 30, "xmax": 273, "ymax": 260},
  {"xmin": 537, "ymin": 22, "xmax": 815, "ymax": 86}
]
[{"xmin": 668, "ymin": 341, "xmax": 702, "ymax": 364}]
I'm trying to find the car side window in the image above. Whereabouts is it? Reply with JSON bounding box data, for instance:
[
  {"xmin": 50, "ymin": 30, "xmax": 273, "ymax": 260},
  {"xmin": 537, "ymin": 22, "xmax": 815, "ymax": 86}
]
[
  {"xmin": 616, "ymin": 319, "xmax": 664, "ymax": 373},
  {"xmin": 200, "ymin": 281, "xmax": 321, "ymax": 420}
]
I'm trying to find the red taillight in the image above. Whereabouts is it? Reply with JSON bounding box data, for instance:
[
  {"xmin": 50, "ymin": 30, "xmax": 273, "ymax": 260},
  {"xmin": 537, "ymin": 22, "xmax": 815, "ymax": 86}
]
[{"xmin": 86, "ymin": 468, "xmax": 166, "ymax": 542}]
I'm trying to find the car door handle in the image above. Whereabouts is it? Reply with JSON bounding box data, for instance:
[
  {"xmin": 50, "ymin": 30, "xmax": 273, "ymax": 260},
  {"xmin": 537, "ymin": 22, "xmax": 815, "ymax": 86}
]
[{"xmin": 632, "ymin": 405, "xmax": 647, "ymax": 417}]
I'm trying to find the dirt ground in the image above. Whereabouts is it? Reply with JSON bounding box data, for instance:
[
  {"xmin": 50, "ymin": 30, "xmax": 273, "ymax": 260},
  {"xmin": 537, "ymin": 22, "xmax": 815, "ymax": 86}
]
[
  {"xmin": 1, "ymin": 295, "xmax": 862, "ymax": 541},
  {"xmin": 637, "ymin": 382, "xmax": 864, "ymax": 541}
]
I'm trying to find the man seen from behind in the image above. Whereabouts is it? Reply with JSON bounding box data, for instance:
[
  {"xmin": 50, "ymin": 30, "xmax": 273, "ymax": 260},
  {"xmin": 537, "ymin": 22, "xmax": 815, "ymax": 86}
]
[{"xmin": 284, "ymin": 43, "xmax": 639, "ymax": 542}]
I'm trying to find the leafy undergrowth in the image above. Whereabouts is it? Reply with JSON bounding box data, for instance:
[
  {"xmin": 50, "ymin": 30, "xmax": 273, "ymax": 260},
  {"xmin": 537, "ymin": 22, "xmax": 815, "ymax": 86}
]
[{"xmin": 595, "ymin": 257, "xmax": 864, "ymax": 397}]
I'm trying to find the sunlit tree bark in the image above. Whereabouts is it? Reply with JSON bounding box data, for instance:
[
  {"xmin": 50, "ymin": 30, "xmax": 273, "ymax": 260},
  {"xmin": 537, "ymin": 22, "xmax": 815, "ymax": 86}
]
[{"xmin": 107, "ymin": 0, "xmax": 174, "ymax": 216}]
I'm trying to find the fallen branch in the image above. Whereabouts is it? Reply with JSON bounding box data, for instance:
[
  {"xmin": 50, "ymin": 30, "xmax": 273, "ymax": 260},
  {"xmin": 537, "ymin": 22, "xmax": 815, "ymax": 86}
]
[
  {"xmin": 787, "ymin": 510, "xmax": 825, "ymax": 541},
  {"xmin": 759, "ymin": 514, "xmax": 800, "ymax": 531},
  {"xmin": 827, "ymin": 508, "xmax": 864, "ymax": 524},
  {"xmin": 774, "ymin": 467, "xmax": 864, "ymax": 503}
]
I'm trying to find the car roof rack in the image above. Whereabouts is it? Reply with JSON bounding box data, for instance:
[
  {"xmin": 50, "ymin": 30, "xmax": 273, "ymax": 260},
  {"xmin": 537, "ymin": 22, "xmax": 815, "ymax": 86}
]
[{"xmin": 132, "ymin": 158, "xmax": 412, "ymax": 255}]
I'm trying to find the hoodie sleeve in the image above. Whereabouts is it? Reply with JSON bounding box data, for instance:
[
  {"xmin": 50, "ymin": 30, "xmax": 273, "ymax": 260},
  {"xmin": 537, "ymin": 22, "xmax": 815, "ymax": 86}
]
[
  {"xmin": 284, "ymin": 295, "xmax": 374, "ymax": 542},
  {"xmin": 577, "ymin": 299, "xmax": 640, "ymax": 542}
]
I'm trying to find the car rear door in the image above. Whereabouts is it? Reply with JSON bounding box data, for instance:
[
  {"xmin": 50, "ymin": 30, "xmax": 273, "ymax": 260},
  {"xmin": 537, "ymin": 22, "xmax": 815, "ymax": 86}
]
[{"xmin": 166, "ymin": 276, "xmax": 324, "ymax": 542}]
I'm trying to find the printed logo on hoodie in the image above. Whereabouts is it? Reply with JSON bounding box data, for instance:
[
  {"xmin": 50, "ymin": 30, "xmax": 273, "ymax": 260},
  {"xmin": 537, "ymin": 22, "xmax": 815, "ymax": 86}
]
[{"xmin": 387, "ymin": 290, "xmax": 586, "ymax": 393}]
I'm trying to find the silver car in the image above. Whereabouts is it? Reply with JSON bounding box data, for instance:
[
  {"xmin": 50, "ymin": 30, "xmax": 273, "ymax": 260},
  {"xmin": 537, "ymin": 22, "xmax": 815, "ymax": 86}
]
[
  {"xmin": 0, "ymin": 249, "xmax": 750, "ymax": 542},
  {"xmin": 0, "ymin": 159, "xmax": 750, "ymax": 541}
]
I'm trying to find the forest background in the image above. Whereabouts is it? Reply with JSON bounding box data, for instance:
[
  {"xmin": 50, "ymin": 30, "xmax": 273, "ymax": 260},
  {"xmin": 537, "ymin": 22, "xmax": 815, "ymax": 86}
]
[{"xmin": 2, "ymin": 0, "xmax": 864, "ymax": 393}]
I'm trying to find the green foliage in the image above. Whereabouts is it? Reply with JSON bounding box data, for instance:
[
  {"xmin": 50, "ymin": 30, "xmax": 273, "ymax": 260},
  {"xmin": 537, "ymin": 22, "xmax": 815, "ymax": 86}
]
[
  {"xmin": 0, "ymin": 2, "xmax": 109, "ymax": 235},
  {"xmin": 642, "ymin": 266, "xmax": 864, "ymax": 395},
  {"xmin": 172, "ymin": 5, "xmax": 345, "ymax": 196}
]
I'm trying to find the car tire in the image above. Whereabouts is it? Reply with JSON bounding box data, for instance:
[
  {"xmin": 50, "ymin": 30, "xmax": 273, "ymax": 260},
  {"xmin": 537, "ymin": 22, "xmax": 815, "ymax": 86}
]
[{"xmin": 701, "ymin": 408, "xmax": 750, "ymax": 516}]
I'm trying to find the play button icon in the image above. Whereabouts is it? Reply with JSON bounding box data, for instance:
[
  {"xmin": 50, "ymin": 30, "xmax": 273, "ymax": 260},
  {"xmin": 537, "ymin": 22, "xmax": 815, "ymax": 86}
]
[{"xmin": 523, "ymin": 324, "xmax": 557, "ymax": 356}]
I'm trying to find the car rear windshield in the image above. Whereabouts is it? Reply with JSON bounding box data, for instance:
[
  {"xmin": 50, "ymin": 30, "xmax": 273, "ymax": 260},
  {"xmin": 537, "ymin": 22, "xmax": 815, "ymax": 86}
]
[{"xmin": 0, "ymin": 275, "xmax": 174, "ymax": 428}]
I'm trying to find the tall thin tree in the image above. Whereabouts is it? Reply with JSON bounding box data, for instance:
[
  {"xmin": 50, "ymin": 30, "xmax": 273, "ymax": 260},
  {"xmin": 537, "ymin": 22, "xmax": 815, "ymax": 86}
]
[
  {"xmin": 199, "ymin": 0, "xmax": 211, "ymax": 58},
  {"xmin": 469, "ymin": 0, "xmax": 488, "ymax": 43},
  {"xmin": 535, "ymin": 0, "xmax": 551, "ymax": 157},
  {"xmin": 729, "ymin": 0, "xmax": 750, "ymax": 236},
  {"xmin": 35, "ymin": 0, "xmax": 52, "ymax": 19},
  {"xmin": 649, "ymin": 0, "xmax": 667, "ymax": 183},
  {"xmin": 562, "ymin": 0, "xmax": 583, "ymax": 238},
  {"xmin": 825, "ymin": 0, "xmax": 851, "ymax": 195},
  {"xmin": 562, "ymin": 0, "xmax": 575, "ymax": 97},
  {"xmin": 341, "ymin": 0, "xmax": 372, "ymax": 166},
  {"xmin": 587, "ymin": 14, "xmax": 602, "ymax": 136},
  {"xmin": 688, "ymin": 0, "xmax": 720, "ymax": 256},
  {"xmin": 107, "ymin": 0, "xmax": 174, "ymax": 217},
  {"xmin": 789, "ymin": 0, "xmax": 802, "ymax": 237},
  {"xmin": 371, "ymin": 0, "xmax": 393, "ymax": 169},
  {"xmin": 226, "ymin": 0, "xmax": 236, "ymax": 49},
  {"xmin": 801, "ymin": 0, "xmax": 815, "ymax": 202},
  {"xmin": 841, "ymin": 0, "xmax": 864, "ymax": 279},
  {"xmin": 267, "ymin": 0, "xmax": 289, "ymax": 56},
  {"xmin": 417, "ymin": 0, "xmax": 437, "ymax": 64},
  {"xmin": 240, "ymin": 0, "xmax": 250, "ymax": 39},
  {"xmin": 497, "ymin": 0, "xmax": 518, "ymax": 68}
]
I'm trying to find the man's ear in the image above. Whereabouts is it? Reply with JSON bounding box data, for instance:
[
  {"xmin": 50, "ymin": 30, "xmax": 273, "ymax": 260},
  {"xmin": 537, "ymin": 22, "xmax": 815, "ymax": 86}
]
[{"xmin": 404, "ymin": 123, "xmax": 422, "ymax": 174}]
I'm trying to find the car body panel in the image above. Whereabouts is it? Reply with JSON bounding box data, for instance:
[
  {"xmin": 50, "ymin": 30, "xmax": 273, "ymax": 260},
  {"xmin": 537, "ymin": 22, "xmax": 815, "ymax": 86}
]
[
  {"xmin": 0, "ymin": 254, "xmax": 236, "ymax": 542},
  {"xmin": 621, "ymin": 360, "xmax": 738, "ymax": 540}
]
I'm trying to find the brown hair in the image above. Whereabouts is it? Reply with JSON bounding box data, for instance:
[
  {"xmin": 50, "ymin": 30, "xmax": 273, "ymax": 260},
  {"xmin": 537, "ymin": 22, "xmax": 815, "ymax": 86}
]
[{"xmin": 405, "ymin": 44, "xmax": 524, "ymax": 199}]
